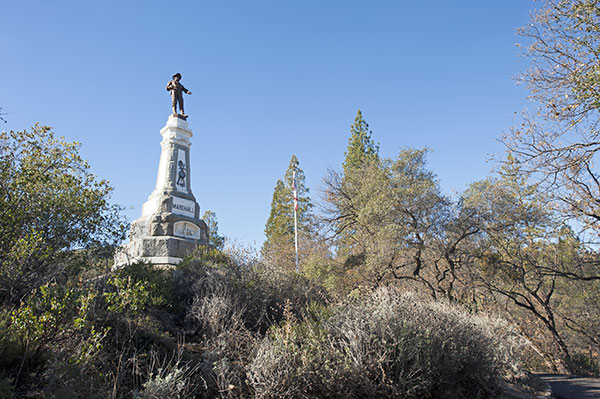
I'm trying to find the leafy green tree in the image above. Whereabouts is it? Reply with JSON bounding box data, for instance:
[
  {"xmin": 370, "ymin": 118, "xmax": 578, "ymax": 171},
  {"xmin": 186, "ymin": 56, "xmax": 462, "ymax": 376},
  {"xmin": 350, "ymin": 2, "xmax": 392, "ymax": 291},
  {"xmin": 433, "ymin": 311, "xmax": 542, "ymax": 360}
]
[
  {"xmin": 462, "ymin": 158, "xmax": 587, "ymax": 372},
  {"xmin": 342, "ymin": 110, "xmax": 379, "ymax": 175},
  {"xmin": 202, "ymin": 210, "xmax": 225, "ymax": 250},
  {"xmin": 324, "ymin": 148, "xmax": 471, "ymax": 297},
  {"xmin": 262, "ymin": 155, "xmax": 313, "ymax": 271},
  {"xmin": 0, "ymin": 126, "xmax": 125, "ymax": 304}
]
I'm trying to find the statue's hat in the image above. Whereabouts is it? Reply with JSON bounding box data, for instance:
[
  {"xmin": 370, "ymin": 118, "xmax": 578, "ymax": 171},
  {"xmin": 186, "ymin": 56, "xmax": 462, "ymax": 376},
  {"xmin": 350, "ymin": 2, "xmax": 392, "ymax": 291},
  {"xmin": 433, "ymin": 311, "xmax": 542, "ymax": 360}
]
[{"xmin": 172, "ymin": 73, "xmax": 182, "ymax": 80}]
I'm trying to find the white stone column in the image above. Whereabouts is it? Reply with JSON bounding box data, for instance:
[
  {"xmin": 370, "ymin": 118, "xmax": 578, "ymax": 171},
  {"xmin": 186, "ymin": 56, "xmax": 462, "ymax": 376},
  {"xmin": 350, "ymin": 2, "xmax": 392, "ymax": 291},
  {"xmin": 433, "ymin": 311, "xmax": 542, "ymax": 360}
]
[{"xmin": 142, "ymin": 115, "xmax": 194, "ymax": 217}]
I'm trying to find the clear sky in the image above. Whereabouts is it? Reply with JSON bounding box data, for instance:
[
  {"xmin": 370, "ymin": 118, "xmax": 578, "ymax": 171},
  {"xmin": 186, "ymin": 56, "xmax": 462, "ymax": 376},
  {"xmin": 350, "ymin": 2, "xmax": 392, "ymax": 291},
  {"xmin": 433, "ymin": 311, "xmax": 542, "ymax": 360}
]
[{"xmin": 1, "ymin": 1, "xmax": 536, "ymax": 248}]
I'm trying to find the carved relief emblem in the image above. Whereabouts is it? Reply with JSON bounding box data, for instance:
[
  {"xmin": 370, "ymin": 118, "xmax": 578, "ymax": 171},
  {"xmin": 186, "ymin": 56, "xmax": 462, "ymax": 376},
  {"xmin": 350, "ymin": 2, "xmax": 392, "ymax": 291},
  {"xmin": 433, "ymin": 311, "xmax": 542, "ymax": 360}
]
[{"xmin": 177, "ymin": 160, "xmax": 186, "ymax": 188}]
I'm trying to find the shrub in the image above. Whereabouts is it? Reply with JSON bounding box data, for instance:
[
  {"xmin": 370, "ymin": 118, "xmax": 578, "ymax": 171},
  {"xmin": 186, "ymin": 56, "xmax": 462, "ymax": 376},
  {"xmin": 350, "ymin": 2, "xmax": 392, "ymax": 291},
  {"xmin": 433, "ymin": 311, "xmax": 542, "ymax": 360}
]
[
  {"xmin": 248, "ymin": 287, "xmax": 523, "ymax": 399},
  {"xmin": 567, "ymin": 353, "xmax": 600, "ymax": 376},
  {"xmin": 0, "ymin": 126, "xmax": 126, "ymax": 306},
  {"xmin": 175, "ymin": 248, "xmax": 329, "ymax": 397},
  {"xmin": 0, "ymin": 376, "xmax": 14, "ymax": 399},
  {"xmin": 133, "ymin": 349, "xmax": 203, "ymax": 399},
  {"xmin": 114, "ymin": 262, "xmax": 174, "ymax": 308},
  {"xmin": 177, "ymin": 248, "xmax": 328, "ymax": 336}
]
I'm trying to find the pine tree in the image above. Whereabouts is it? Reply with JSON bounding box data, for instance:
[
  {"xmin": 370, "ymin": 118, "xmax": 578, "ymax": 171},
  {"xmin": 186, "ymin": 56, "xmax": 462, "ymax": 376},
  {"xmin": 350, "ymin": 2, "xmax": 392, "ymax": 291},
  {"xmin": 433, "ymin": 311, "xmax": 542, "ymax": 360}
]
[
  {"xmin": 325, "ymin": 110, "xmax": 381, "ymax": 267},
  {"xmin": 262, "ymin": 155, "xmax": 313, "ymax": 271},
  {"xmin": 202, "ymin": 210, "xmax": 225, "ymax": 250},
  {"xmin": 342, "ymin": 110, "xmax": 379, "ymax": 175}
]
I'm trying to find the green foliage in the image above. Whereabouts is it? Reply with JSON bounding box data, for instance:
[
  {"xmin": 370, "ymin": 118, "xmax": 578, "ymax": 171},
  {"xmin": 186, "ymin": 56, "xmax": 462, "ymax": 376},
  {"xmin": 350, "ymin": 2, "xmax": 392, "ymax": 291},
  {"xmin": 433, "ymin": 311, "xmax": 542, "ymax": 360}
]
[
  {"xmin": 2, "ymin": 280, "xmax": 110, "ymax": 392},
  {"xmin": 0, "ymin": 377, "xmax": 14, "ymax": 399},
  {"xmin": 264, "ymin": 180, "xmax": 289, "ymax": 240},
  {"xmin": 104, "ymin": 275, "xmax": 153, "ymax": 314},
  {"xmin": 0, "ymin": 311, "xmax": 22, "ymax": 369},
  {"xmin": 0, "ymin": 126, "xmax": 126, "ymax": 305},
  {"xmin": 324, "ymin": 148, "xmax": 451, "ymax": 295},
  {"xmin": 202, "ymin": 210, "xmax": 226, "ymax": 250},
  {"xmin": 264, "ymin": 155, "xmax": 312, "ymax": 242},
  {"xmin": 0, "ymin": 260, "xmax": 178, "ymax": 395},
  {"xmin": 179, "ymin": 245, "xmax": 233, "ymax": 268},
  {"xmin": 301, "ymin": 253, "xmax": 349, "ymax": 297},
  {"xmin": 113, "ymin": 262, "xmax": 173, "ymax": 308},
  {"xmin": 342, "ymin": 109, "xmax": 379, "ymax": 175},
  {"xmin": 262, "ymin": 155, "xmax": 314, "ymax": 271},
  {"xmin": 461, "ymin": 161, "xmax": 594, "ymax": 372},
  {"xmin": 566, "ymin": 353, "xmax": 600, "ymax": 376},
  {"xmin": 0, "ymin": 376, "xmax": 13, "ymax": 399}
]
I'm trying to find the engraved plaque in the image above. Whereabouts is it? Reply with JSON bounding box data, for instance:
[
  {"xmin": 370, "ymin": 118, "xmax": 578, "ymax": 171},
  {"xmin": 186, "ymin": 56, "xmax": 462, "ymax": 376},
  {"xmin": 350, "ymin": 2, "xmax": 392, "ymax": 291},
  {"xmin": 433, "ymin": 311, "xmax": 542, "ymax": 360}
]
[
  {"xmin": 172, "ymin": 196, "xmax": 195, "ymax": 218},
  {"xmin": 174, "ymin": 221, "xmax": 201, "ymax": 240}
]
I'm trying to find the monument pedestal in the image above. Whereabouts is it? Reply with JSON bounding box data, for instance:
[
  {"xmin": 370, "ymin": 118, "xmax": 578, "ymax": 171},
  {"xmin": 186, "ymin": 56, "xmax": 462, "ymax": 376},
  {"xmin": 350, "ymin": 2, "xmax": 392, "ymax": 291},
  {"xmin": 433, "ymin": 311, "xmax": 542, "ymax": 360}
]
[{"xmin": 115, "ymin": 114, "xmax": 208, "ymax": 268}]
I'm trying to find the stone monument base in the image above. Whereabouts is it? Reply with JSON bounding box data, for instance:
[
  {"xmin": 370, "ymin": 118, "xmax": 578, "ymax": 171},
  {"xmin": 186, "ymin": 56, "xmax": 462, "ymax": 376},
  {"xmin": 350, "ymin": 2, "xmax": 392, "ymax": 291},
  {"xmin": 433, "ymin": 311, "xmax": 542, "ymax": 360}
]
[
  {"xmin": 114, "ymin": 236, "xmax": 201, "ymax": 268},
  {"xmin": 114, "ymin": 210, "xmax": 208, "ymax": 268}
]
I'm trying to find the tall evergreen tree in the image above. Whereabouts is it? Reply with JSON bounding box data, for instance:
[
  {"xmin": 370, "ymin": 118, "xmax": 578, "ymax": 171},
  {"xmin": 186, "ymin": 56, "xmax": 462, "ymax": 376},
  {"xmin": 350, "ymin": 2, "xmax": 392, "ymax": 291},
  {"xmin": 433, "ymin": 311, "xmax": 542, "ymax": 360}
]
[
  {"xmin": 326, "ymin": 110, "xmax": 381, "ymax": 260},
  {"xmin": 202, "ymin": 210, "xmax": 225, "ymax": 250},
  {"xmin": 342, "ymin": 110, "xmax": 379, "ymax": 175},
  {"xmin": 262, "ymin": 155, "xmax": 313, "ymax": 270}
]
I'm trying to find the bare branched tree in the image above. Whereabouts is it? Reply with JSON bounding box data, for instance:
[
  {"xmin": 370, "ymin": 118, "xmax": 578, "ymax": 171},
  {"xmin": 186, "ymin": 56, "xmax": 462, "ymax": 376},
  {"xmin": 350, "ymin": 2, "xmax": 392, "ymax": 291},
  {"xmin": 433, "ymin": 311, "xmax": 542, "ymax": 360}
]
[{"xmin": 506, "ymin": 0, "xmax": 600, "ymax": 241}]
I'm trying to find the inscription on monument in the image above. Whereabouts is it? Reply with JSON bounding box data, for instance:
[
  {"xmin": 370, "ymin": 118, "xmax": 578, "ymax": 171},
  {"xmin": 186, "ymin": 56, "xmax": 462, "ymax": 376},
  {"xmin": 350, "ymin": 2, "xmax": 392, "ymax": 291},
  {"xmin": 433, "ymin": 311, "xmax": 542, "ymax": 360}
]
[
  {"xmin": 172, "ymin": 196, "xmax": 195, "ymax": 218},
  {"xmin": 174, "ymin": 221, "xmax": 201, "ymax": 240}
]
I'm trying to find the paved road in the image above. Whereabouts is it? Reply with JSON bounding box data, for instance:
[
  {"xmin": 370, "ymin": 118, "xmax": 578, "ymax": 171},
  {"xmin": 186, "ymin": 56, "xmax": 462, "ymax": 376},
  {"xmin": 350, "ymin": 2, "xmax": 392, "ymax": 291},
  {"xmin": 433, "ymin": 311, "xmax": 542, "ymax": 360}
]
[{"xmin": 538, "ymin": 374, "xmax": 600, "ymax": 398}]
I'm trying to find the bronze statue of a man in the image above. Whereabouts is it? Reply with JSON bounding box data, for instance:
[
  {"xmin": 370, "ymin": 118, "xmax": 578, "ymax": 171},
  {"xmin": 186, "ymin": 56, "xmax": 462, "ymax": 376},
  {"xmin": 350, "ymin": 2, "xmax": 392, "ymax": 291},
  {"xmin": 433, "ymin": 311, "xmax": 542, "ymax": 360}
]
[{"xmin": 166, "ymin": 73, "xmax": 192, "ymax": 118}]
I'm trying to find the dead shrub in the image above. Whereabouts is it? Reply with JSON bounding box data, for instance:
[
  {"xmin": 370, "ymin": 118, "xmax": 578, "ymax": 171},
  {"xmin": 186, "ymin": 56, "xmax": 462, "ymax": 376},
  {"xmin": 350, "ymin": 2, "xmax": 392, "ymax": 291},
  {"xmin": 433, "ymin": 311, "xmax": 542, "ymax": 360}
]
[{"xmin": 248, "ymin": 287, "xmax": 524, "ymax": 399}]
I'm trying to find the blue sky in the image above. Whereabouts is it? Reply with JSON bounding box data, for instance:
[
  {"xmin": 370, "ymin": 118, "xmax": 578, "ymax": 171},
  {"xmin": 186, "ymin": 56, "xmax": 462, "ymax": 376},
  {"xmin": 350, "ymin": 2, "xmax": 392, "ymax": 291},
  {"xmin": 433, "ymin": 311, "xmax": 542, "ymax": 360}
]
[{"xmin": 1, "ymin": 1, "xmax": 535, "ymax": 247}]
